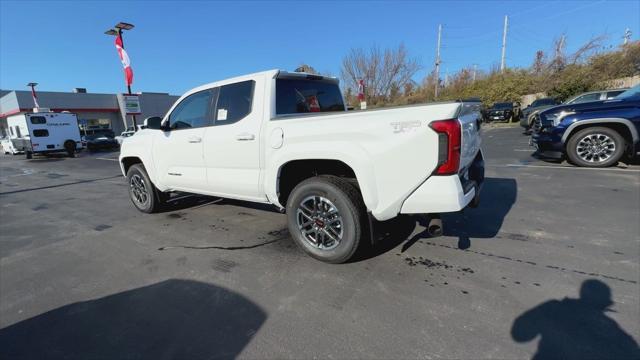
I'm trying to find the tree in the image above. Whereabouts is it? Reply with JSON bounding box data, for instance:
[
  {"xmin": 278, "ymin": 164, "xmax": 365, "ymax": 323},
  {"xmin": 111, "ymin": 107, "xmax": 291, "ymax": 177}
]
[
  {"xmin": 550, "ymin": 35, "xmax": 567, "ymax": 72},
  {"xmin": 569, "ymin": 35, "xmax": 606, "ymax": 65},
  {"xmin": 532, "ymin": 50, "xmax": 547, "ymax": 74},
  {"xmin": 340, "ymin": 43, "xmax": 420, "ymax": 105}
]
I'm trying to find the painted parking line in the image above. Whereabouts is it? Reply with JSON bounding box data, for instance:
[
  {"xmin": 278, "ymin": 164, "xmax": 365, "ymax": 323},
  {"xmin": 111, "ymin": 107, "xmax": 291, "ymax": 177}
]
[
  {"xmin": 96, "ymin": 157, "xmax": 119, "ymax": 162},
  {"xmin": 513, "ymin": 149, "xmax": 534, "ymax": 152},
  {"xmin": 491, "ymin": 163, "xmax": 640, "ymax": 172}
]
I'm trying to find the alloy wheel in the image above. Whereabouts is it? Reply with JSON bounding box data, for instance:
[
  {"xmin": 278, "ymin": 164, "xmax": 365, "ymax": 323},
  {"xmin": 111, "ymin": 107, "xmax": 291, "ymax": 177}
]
[
  {"xmin": 130, "ymin": 174, "xmax": 149, "ymax": 207},
  {"xmin": 576, "ymin": 133, "xmax": 616, "ymax": 163},
  {"xmin": 296, "ymin": 195, "xmax": 343, "ymax": 250}
]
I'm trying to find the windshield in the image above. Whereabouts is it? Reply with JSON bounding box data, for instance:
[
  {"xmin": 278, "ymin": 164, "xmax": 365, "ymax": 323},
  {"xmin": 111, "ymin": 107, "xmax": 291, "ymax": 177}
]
[
  {"xmin": 85, "ymin": 130, "xmax": 114, "ymax": 140},
  {"xmin": 615, "ymin": 85, "xmax": 640, "ymax": 99},
  {"xmin": 493, "ymin": 103, "xmax": 512, "ymax": 109},
  {"xmin": 532, "ymin": 98, "xmax": 557, "ymax": 106}
]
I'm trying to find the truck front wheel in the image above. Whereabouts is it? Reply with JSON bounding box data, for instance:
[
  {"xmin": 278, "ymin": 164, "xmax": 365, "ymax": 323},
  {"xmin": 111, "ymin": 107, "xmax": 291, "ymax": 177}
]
[
  {"xmin": 286, "ymin": 175, "xmax": 366, "ymax": 264},
  {"xmin": 126, "ymin": 164, "xmax": 166, "ymax": 213},
  {"xmin": 566, "ymin": 127, "xmax": 625, "ymax": 168}
]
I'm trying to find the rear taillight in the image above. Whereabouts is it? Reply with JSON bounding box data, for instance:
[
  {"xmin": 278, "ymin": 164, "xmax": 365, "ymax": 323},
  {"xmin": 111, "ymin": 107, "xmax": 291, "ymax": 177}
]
[{"xmin": 429, "ymin": 119, "xmax": 461, "ymax": 175}]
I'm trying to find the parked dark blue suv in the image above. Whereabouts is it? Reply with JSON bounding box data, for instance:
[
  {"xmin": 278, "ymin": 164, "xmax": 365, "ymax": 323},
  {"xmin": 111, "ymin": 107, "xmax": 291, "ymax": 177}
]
[{"xmin": 531, "ymin": 85, "xmax": 640, "ymax": 167}]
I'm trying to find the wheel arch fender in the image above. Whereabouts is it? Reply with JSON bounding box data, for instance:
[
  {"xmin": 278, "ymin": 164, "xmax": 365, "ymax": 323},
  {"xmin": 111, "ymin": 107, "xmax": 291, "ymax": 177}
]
[
  {"xmin": 119, "ymin": 153, "xmax": 162, "ymax": 190},
  {"xmin": 561, "ymin": 118, "xmax": 639, "ymax": 145},
  {"xmin": 265, "ymin": 147, "xmax": 378, "ymax": 211}
]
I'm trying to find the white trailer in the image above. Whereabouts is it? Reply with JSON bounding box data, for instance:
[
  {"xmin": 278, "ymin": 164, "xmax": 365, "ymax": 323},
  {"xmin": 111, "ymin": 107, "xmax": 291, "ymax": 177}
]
[{"xmin": 7, "ymin": 111, "xmax": 83, "ymax": 159}]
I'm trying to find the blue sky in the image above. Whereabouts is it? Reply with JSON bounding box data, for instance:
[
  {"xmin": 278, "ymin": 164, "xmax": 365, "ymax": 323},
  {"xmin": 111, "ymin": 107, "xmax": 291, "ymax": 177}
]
[{"xmin": 1, "ymin": 0, "xmax": 638, "ymax": 95}]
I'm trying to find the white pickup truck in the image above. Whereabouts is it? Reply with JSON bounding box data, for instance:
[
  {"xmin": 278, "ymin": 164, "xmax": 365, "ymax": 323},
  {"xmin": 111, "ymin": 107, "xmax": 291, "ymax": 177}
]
[{"xmin": 119, "ymin": 70, "xmax": 484, "ymax": 263}]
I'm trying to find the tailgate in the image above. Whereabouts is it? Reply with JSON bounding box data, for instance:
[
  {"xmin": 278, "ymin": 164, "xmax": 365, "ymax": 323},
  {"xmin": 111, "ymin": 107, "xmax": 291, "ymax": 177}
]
[{"xmin": 457, "ymin": 103, "xmax": 482, "ymax": 171}]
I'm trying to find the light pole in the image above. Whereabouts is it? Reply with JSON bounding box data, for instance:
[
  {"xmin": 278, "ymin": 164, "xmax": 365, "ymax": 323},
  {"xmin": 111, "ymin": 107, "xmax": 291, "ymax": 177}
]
[
  {"xmin": 105, "ymin": 22, "xmax": 137, "ymax": 130},
  {"xmin": 27, "ymin": 82, "xmax": 40, "ymax": 109}
]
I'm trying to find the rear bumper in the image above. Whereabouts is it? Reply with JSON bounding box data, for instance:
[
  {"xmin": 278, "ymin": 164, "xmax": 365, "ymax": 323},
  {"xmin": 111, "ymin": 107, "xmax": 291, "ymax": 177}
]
[{"xmin": 400, "ymin": 151, "xmax": 484, "ymax": 214}]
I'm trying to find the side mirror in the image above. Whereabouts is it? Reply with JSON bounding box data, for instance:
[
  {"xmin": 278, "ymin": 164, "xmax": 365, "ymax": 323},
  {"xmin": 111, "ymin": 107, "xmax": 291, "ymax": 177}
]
[{"xmin": 144, "ymin": 116, "xmax": 163, "ymax": 130}]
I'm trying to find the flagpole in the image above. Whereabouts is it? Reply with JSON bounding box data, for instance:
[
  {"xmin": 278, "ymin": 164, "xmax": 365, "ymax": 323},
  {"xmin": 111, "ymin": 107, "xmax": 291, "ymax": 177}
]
[{"xmin": 105, "ymin": 22, "xmax": 137, "ymax": 131}]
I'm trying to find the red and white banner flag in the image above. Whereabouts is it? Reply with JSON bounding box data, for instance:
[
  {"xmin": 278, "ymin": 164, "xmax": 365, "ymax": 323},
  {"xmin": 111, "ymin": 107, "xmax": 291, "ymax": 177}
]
[
  {"xmin": 357, "ymin": 79, "xmax": 365, "ymax": 101},
  {"xmin": 114, "ymin": 35, "xmax": 133, "ymax": 86}
]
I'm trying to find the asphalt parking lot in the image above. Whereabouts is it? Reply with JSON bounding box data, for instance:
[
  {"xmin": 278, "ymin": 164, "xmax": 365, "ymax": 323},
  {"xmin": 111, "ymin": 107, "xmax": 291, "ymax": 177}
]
[{"xmin": 1, "ymin": 125, "xmax": 639, "ymax": 359}]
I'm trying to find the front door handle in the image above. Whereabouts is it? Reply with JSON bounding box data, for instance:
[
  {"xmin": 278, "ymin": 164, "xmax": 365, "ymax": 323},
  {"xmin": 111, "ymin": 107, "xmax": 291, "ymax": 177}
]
[
  {"xmin": 236, "ymin": 133, "xmax": 255, "ymax": 141},
  {"xmin": 187, "ymin": 136, "xmax": 202, "ymax": 143}
]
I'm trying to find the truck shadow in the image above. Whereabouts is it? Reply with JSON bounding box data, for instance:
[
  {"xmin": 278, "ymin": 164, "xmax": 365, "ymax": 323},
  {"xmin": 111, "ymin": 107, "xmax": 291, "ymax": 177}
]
[
  {"xmin": 0, "ymin": 279, "xmax": 266, "ymax": 360},
  {"xmin": 441, "ymin": 177, "xmax": 517, "ymax": 249},
  {"xmin": 390, "ymin": 177, "xmax": 517, "ymax": 254}
]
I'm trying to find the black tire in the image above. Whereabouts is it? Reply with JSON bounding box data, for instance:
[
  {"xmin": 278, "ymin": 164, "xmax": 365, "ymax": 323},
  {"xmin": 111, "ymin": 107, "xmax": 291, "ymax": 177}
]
[
  {"xmin": 64, "ymin": 140, "xmax": 76, "ymax": 158},
  {"xmin": 126, "ymin": 164, "xmax": 166, "ymax": 213},
  {"xmin": 26, "ymin": 151, "xmax": 32, "ymax": 159},
  {"xmin": 286, "ymin": 175, "xmax": 366, "ymax": 264},
  {"xmin": 566, "ymin": 127, "xmax": 625, "ymax": 168}
]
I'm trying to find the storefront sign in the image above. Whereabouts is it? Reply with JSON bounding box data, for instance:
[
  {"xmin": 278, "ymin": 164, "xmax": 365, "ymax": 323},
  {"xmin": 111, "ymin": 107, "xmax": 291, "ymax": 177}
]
[{"xmin": 123, "ymin": 94, "xmax": 141, "ymax": 115}]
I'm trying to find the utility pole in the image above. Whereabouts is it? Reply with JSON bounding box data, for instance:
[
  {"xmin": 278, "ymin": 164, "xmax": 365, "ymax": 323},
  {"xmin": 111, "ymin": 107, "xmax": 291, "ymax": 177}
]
[
  {"xmin": 623, "ymin": 28, "xmax": 632, "ymax": 45},
  {"xmin": 500, "ymin": 15, "xmax": 508, "ymax": 73},
  {"xmin": 472, "ymin": 64, "xmax": 478, "ymax": 82},
  {"xmin": 434, "ymin": 24, "xmax": 442, "ymax": 99}
]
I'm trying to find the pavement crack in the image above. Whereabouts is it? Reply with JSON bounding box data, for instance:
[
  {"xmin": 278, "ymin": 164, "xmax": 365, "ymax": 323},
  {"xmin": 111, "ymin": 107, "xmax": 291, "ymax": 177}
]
[{"xmin": 157, "ymin": 236, "xmax": 286, "ymax": 251}]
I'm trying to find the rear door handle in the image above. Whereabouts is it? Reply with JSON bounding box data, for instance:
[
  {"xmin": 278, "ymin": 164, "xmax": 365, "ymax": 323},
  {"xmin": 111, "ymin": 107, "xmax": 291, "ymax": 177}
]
[
  {"xmin": 236, "ymin": 133, "xmax": 255, "ymax": 141},
  {"xmin": 187, "ymin": 136, "xmax": 202, "ymax": 143}
]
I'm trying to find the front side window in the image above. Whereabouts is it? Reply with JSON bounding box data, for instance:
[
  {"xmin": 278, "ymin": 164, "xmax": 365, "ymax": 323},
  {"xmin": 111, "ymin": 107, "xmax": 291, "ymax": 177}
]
[
  {"xmin": 570, "ymin": 93, "xmax": 600, "ymax": 104},
  {"xmin": 276, "ymin": 78, "xmax": 345, "ymax": 115},
  {"xmin": 30, "ymin": 116, "xmax": 46, "ymax": 124},
  {"xmin": 168, "ymin": 90, "xmax": 213, "ymax": 130},
  {"xmin": 33, "ymin": 129, "xmax": 49, "ymax": 137},
  {"xmin": 215, "ymin": 81, "xmax": 255, "ymax": 124}
]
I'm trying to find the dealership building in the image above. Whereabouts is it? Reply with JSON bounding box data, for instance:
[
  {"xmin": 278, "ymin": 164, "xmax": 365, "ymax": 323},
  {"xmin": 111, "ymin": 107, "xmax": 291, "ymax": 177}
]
[{"xmin": 0, "ymin": 89, "xmax": 179, "ymax": 137}]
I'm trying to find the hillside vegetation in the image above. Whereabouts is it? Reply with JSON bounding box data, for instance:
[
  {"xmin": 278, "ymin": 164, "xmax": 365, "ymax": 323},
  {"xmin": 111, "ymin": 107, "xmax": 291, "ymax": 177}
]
[{"xmin": 337, "ymin": 39, "xmax": 640, "ymax": 107}]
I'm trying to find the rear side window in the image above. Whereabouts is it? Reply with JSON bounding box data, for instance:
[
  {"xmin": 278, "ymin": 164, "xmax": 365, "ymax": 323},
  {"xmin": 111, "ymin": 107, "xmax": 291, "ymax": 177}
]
[
  {"xmin": 168, "ymin": 90, "xmax": 213, "ymax": 130},
  {"xmin": 606, "ymin": 90, "xmax": 624, "ymax": 99},
  {"xmin": 215, "ymin": 80, "xmax": 254, "ymax": 124},
  {"xmin": 276, "ymin": 78, "xmax": 345, "ymax": 115},
  {"xmin": 33, "ymin": 129, "xmax": 49, "ymax": 137},
  {"xmin": 30, "ymin": 116, "xmax": 46, "ymax": 124}
]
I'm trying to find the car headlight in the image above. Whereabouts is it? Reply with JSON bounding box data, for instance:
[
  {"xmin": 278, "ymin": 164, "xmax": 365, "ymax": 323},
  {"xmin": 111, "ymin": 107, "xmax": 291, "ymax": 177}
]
[{"xmin": 542, "ymin": 111, "xmax": 575, "ymax": 127}]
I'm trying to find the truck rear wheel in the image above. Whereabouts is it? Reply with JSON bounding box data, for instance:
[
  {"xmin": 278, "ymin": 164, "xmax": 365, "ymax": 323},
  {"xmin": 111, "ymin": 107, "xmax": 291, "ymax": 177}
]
[
  {"xmin": 26, "ymin": 151, "xmax": 32, "ymax": 160},
  {"xmin": 286, "ymin": 175, "xmax": 366, "ymax": 264},
  {"xmin": 566, "ymin": 127, "xmax": 625, "ymax": 168},
  {"xmin": 64, "ymin": 140, "xmax": 76, "ymax": 158},
  {"xmin": 126, "ymin": 164, "xmax": 165, "ymax": 213}
]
